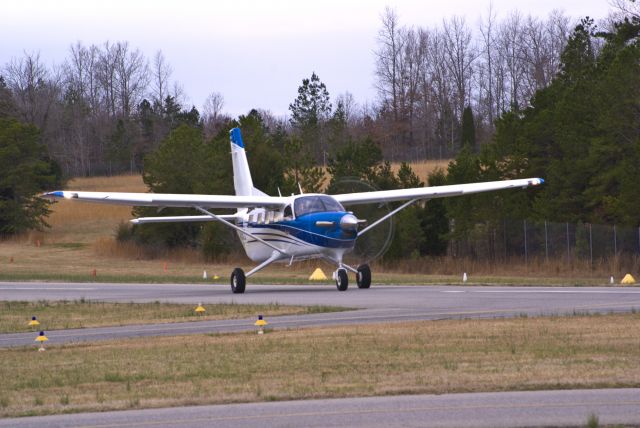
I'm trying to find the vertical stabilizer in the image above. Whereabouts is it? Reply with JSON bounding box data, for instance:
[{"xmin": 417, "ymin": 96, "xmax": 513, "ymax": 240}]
[{"xmin": 229, "ymin": 128, "xmax": 266, "ymax": 197}]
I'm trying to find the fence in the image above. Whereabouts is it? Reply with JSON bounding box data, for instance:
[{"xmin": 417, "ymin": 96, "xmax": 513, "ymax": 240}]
[{"xmin": 449, "ymin": 219, "xmax": 640, "ymax": 272}]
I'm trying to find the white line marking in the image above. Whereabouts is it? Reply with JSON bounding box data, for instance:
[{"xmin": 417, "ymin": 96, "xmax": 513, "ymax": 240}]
[
  {"xmin": 470, "ymin": 290, "xmax": 640, "ymax": 294},
  {"xmin": 0, "ymin": 287, "xmax": 97, "ymax": 290}
]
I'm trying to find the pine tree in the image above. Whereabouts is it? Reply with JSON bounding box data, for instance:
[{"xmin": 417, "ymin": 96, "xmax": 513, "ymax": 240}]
[
  {"xmin": 419, "ymin": 168, "xmax": 449, "ymax": 256},
  {"xmin": 0, "ymin": 118, "xmax": 63, "ymax": 234},
  {"xmin": 289, "ymin": 72, "xmax": 332, "ymax": 162},
  {"xmin": 133, "ymin": 124, "xmax": 216, "ymax": 247},
  {"xmin": 460, "ymin": 105, "xmax": 476, "ymax": 151}
]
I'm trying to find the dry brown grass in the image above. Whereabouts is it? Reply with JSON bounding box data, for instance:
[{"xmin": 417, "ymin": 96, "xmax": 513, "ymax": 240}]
[
  {"xmin": 1, "ymin": 313, "xmax": 638, "ymax": 417},
  {"xmin": 0, "ymin": 301, "xmax": 343, "ymax": 333},
  {"xmin": 379, "ymin": 255, "xmax": 640, "ymax": 282},
  {"xmin": 319, "ymin": 160, "xmax": 450, "ymax": 189},
  {"xmin": 390, "ymin": 159, "xmax": 450, "ymax": 182},
  {"xmin": 44, "ymin": 175, "xmax": 145, "ymax": 244}
]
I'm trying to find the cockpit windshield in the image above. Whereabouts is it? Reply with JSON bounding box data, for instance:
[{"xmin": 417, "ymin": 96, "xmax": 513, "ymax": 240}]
[{"xmin": 293, "ymin": 195, "xmax": 345, "ymax": 217}]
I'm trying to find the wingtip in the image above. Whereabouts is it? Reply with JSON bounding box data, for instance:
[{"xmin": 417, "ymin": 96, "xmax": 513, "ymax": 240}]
[{"xmin": 41, "ymin": 191, "xmax": 65, "ymax": 199}]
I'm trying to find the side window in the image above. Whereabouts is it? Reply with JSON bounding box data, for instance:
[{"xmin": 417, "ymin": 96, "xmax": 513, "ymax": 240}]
[{"xmin": 283, "ymin": 205, "xmax": 293, "ymax": 219}]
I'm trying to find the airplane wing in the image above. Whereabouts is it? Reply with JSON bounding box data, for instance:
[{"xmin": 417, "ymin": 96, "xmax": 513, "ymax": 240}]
[
  {"xmin": 333, "ymin": 178, "xmax": 544, "ymax": 206},
  {"xmin": 42, "ymin": 191, "xmax": 288, "ymax": 209}
]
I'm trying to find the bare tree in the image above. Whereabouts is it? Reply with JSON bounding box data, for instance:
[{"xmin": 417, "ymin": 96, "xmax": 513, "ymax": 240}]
[
  {"xmin": 478, "ymin": 3, "xmax": 498, "ymax": 126},
  {"xmin": 65, "ymin": 42, "xmax": 101, "ymax": 114},
  {"xmin": 96, "ymin": 41, "xmax": 119, "ymax": 117},
  {"xmin": 546, "ymin": 10, "xmax": 571, "ymax": 79},
  {"xmin": 63, "ymin": 42, "xmax": 94, "ymax": 175},
  {"xmin": 4, "ymin": 51, "xmax": 59, "ymax": 129},
  {"xmin": 427, "ymin": 29, "xmax": 456, "ymax": 155},
  {"xmin": 610, "ymin": 0, "xmax": 640, "ymax": 20},
  {"xmin": 203, "ymin": 91, "xmax": 224, "ymax": 122},
  {"xmin": 415, "ymin": 27, "xmax": 437, "ymax": 157},
  {"xmin": 401, "ymin": 28, "xmax": 425, "ymax": 147},
  {"xmin": 151, "ymin": 50, "xmax": 172, "ymax": 107},
  {"xmin": 498, "ymin": 12, "xmax": 527, "ymax": 110},
  {"xmin": 442, "ymin": 16, "xmax": 477, "ymax": 121},
  {"xmin": 171, "ymin": 81, "xmax": 187, "ymax": 107},
  {"xmin": 375, "ymin": 7, "xmax": 403, "ymax": 124},
  {"xmin": 521, "ymin": 16, "xmax": 548, "ymax": 102},
  {"xmin": 114, "ymin": 41, "xmax": 149, "ymax": 118},
  {"xmin": 202, "ymin": 91, "xmax": 225, "ymax": 137},
  {"xmin": 335, "ymin": 91, "xmax": 359, "ymax": 127}
]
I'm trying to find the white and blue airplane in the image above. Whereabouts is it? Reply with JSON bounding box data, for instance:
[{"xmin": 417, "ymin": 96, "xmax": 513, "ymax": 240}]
[{"xmin": 44, "ymin": 128, "xmax": 544, "ymax": 293}]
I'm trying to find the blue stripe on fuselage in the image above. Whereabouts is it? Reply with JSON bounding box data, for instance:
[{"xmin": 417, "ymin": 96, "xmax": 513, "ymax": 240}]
[{"xmin": 247, "ymin": 212, "xmax": 356, "ymax": 249}]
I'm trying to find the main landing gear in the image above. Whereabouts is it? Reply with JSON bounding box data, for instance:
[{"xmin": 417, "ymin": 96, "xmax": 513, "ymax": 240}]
[
  {"xmin": 333, "ymin": 263, "xmax": 371, "ymax": 291},
  {"xmin": 228, "ymin": 260, "xmax": 372, "ymax": 294},
  {"xmin": 230, "ymin": 268, "xmax": 246, "ymax": 294}
]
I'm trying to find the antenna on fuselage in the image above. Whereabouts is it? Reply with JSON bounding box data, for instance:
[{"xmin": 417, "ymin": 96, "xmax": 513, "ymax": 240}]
[
  {"xmin": 298, "ymin": 182, "xmax": 304, "ymax": 195},
  {"xmin": 277, "ymin": 187, "xmax": 282, "ymax": 197}
]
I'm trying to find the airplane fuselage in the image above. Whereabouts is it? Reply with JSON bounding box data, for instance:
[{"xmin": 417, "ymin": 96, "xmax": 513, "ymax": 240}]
[{"xmin": 237, "ymin": 194, "xmax": 358, "ymax": 262}]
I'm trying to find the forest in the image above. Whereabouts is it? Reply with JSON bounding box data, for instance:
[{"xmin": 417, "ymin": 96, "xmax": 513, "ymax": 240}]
[{"xmin": 1, "ymin": 2, "xmax": 639, "ymax": 262}]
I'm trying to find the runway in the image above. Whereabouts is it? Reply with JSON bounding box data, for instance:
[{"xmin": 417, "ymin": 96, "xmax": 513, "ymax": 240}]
[
  {"xmin": 1, "ymin": 282, "xmax": 640, "ymax": 347},
  {"xmin": 1, "ymin": 388, "xmax": 638, "ymax": 427}
]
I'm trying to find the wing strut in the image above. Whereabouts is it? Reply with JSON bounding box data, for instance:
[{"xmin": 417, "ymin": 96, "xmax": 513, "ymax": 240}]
[
  {"xmin": 357, "ymin": 199, "xmax": 418, "ymax": 237},
  {"xmin": 194, "ymin": 207, "xmax": 289, "ymax": 257},
  {"xmin": 246, "ymin": 251, "xmax": 286, "ymax": 278}
]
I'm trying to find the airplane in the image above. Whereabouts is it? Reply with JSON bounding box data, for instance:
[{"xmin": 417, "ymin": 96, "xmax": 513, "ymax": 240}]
[{"xmin": 43, "ymin": 128, "xmax": 544, "ymax": 293}]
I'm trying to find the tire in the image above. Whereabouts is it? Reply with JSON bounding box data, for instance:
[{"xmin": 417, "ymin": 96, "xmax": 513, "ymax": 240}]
[
  {"xmin": 336, "ymin": 269, "xmax": 348, "ymax": 291},
  {"xmin": 356, "ymin": 264, "xmax": 371, "ymax": 289},
  {"xmin": 230, "ymin": 268, "xmax": 246, "ymax": 294}
]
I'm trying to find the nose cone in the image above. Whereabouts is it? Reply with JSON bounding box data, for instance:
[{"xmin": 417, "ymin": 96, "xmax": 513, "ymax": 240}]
[{"xmin": 340, "ymin": 213, "xmax": 359, "ymax": 231}]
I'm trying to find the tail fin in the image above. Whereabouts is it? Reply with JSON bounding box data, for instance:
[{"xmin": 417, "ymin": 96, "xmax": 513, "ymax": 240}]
[{"xmin": 229, "ymin": 128, "xmax": 267, "ymax": 197}]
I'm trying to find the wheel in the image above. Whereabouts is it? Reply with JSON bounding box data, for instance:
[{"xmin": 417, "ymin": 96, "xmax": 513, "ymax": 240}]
[
  {"xmin": 335, "ymin": 269, "xmax": 348, "ymax": 291},
  {"xmin": 356, "ymin": 264, "xmax": 371, "ymax": 289},
  {"xmin": 230, "ymin": 268, "xmax": 246, "ymax": 294}
]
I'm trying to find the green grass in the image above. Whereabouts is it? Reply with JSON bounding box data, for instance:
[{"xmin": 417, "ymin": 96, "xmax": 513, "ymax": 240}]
[
  {"xmin": 1, "ymin": 313, "xmax": 639, "ymax": 417},
  {"xmin": 0, "ymin": 301, "xmax": 349, "ymax": 333}
]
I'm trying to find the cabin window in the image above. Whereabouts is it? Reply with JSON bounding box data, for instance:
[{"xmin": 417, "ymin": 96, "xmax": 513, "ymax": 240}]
[
  {"xmin": 319, "ymin": 196, "xmax": 344, "ymax": 212},
  {"xmin": 283, "ymin": 205, "xmax": 293, "ymax": 219},
  {"xmin": 294, "ymin": 196, "xmax": 345, "ymax": 217}
]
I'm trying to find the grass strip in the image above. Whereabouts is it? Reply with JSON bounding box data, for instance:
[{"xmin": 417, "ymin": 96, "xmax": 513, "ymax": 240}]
[
  {"xmin": 1, "ymin": 313, "xmax": 639, "ymax": 417},
  {"xmin": 0, "ymin": 301, "xmax": 348, "ymax": 333},
  {"xmin": 0, "ymin": 270, "xmax": 619, "ymax": 286}
]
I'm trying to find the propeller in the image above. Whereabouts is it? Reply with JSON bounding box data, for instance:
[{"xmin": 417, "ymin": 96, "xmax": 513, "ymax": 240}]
[
  {"xmin": 331, "ymin": 178, "xmax": 395, "ymax": 265},
  {"xmin": 339, "ymin": 213, "xmax": 359, "ymax": 231}
]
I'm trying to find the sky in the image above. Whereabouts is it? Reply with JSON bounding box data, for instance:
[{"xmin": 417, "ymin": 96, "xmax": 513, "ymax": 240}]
[{"xmin": 2, "ymin": 0, "xmax": 615, "ymax": 118}]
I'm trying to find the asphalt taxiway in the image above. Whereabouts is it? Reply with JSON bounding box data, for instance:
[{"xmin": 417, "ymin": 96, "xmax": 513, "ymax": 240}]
[
  {"xmin": 1, "ymin": 282, "xmax": 639, "ymax": 346},
  {"xmin": 1, "ymin": 388, "xmax": 638, "ymax": 428}
]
